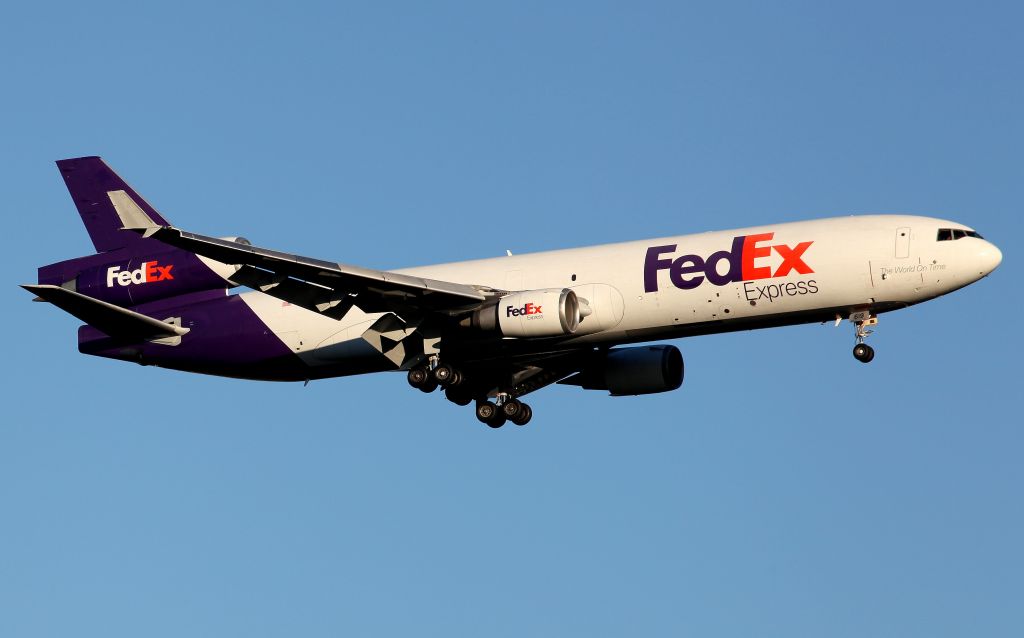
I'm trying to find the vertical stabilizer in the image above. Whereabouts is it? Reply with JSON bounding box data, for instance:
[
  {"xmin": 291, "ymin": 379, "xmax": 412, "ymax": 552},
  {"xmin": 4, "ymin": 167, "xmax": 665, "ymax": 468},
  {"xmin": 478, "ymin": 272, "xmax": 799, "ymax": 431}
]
[
  {"xmin": 56, "ymin": 156, "xmax": 171, "ymax": 252},
  {"xmin": 38, "ymin": 156, "xmax": 234, "ymax": 305}
]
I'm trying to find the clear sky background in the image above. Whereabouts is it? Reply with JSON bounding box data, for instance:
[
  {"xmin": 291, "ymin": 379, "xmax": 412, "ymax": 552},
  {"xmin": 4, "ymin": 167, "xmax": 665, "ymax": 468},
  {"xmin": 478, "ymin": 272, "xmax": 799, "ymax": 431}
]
[{"xmin": 2, "ymin": 2, "xmax": 1021, "ymax": 636}]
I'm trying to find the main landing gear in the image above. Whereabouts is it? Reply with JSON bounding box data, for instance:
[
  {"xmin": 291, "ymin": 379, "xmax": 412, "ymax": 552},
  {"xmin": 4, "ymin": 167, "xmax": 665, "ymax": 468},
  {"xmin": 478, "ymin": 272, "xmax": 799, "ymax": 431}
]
[
  {"xmin": 407, "ymin": 360, "xmax": 533, "ymax": 428},
  {"xmin": 475, "ymin": 395, "xmax": 533, "ymax": 428},
  {"xmin": 850, "ymin": 311, "xmax": 878, "ymax": 363}
]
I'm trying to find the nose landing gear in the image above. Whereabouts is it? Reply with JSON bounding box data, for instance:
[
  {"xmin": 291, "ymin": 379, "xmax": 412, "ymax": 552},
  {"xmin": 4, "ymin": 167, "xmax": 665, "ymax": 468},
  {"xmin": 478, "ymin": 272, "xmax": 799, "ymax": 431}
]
[{"xmin": 850, "ymin": 311, "xmax": 877, "ymax": 363}]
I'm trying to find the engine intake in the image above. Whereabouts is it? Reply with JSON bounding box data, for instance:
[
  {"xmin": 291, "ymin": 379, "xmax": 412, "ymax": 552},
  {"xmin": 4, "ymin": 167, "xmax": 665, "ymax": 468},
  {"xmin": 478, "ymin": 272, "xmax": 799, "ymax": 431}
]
[{"xmin": 462, "ymin": 288, "xmax": 582, "ymax": 338}]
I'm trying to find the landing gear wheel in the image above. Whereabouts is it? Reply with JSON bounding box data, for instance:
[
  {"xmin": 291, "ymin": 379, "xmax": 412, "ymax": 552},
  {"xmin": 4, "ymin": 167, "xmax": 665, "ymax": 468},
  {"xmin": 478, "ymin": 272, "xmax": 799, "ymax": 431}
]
[
  {"xmin": 487, "ymin": 414, "xmax": 507, "ymax": 428},
  {"xmin": 407, "ymin": 367, "xmax": 437, "ymax": 392},
  {"xmin": 407, "ymin": 367, "xmax": 429, "ymax": 389},
  {"xmin": 853, "ymin": 343, "xmax": 875, "ymax": 363},
  {"xmin": 433, "ymin": 363, "xmax": 453, "ymax": 384},
  {"xmin": 501, "ymin": 399, "xmax": 524, "ymax": 420},
  {"xmin": 475, "ymin": 401, "xmax": 506, "ymax": 428},
  {"xmin": 433, "ymin": 363, "xmax": 463, "ymax": 387},
  {"xmin": 418, "ymin": 379, "xmax": 439, "ymax": 393},
  {"xmin": 511, "ymin": 403, "xmax": 532, "ymax": 426},
  {"xmin": 445, "ymin": 387, "xmax": 473, "ymax": 406}
]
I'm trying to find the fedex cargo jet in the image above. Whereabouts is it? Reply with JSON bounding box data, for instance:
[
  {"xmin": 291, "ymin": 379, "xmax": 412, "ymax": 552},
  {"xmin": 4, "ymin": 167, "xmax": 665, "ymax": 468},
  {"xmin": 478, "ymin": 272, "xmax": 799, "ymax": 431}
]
[{"xmin": 24, "ymin": 157, "xmax": 1002, "ymax": 427}]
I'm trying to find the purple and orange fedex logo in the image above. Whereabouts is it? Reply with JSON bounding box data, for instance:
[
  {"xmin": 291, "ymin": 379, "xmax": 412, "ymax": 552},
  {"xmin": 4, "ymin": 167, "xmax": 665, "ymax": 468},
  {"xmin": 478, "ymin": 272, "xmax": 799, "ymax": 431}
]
[
  {"xmin": 106, "ymin": 261, "xmax": 175, "ymax": 287},
  {"xmin": 644, "ymin": 233, "xmax": 816, "ymax": 299}
]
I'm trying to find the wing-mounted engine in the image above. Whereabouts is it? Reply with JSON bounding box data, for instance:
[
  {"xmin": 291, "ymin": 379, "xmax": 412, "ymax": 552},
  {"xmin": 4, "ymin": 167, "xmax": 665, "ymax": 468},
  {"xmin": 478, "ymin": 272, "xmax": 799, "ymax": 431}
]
[
  {"xmin": 460, "ymin": 288, "xmax": 584, "ymax": 338},
  {"xmin": 560, "ymin": 345, "xmax": 684, "ymax": 395},
  {"xmin": 458, "ymin": 284, "xmax": 625, "ymax": 339}
]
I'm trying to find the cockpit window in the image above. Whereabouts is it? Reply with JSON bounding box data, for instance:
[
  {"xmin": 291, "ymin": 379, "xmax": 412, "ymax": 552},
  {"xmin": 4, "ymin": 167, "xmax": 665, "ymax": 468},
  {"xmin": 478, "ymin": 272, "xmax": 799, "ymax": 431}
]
[{"xmin": 937, "ymin": 228, "xmax": 984, "ymax": 241}]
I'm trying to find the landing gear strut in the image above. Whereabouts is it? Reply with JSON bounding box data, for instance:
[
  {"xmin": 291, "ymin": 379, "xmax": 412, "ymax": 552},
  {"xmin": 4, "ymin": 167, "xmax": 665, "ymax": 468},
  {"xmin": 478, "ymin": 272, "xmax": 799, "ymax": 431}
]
[{"xmin": 850, "ymin": 311, "xmax": 877, "ymax": 363}]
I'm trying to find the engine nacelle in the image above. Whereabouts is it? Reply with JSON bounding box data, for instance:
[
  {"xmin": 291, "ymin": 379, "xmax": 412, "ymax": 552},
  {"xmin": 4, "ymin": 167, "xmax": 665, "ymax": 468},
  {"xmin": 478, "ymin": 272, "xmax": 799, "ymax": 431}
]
[
  {"xmin": 463, "ymin": 288, "xmax": 582, "ymax": 338},
  {"xmin": 565, "ymin": 345, "xmax": 684, "ymax": 396}
]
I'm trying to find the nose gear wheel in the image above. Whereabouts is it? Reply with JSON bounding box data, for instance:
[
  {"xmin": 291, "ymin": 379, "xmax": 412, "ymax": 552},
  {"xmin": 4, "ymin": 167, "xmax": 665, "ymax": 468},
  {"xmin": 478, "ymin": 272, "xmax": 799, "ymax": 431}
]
[{"xmin": 849, "ymin": 311, "xmax": 878, "ymax": 364}]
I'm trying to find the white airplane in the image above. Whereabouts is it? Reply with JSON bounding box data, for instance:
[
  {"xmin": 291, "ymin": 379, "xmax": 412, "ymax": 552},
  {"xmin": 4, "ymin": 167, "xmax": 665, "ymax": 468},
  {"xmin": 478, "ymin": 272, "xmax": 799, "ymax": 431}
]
[{"xmin": 25, "ymin": 157, "xmax": 1002, "ymax": 427}]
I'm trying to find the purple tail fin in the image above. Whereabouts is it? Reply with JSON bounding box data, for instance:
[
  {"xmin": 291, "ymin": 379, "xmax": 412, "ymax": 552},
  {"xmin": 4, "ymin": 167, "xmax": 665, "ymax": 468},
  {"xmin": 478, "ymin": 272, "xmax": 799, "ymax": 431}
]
[
  {"xmin": 36, "ymin": 157, "xmax": 234, "ymax": 307},
  {"xmin": 56, "ymin": 156, "xmax": 171, "ymax": 253}
]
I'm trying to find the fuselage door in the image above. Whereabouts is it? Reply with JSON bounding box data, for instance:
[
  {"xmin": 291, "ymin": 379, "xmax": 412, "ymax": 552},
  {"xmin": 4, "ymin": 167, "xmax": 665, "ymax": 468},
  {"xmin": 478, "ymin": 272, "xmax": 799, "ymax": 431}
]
[{"xmin": 895, "ymin": 227, "xmax": 911, "ymax": 258}]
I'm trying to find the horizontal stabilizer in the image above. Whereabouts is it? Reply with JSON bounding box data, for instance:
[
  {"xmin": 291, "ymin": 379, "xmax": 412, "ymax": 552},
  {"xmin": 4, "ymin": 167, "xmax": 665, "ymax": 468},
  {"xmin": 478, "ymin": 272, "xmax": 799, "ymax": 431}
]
[{"xmin": 22, "ymin": 284, "xmax": 189, "ymax": 340}]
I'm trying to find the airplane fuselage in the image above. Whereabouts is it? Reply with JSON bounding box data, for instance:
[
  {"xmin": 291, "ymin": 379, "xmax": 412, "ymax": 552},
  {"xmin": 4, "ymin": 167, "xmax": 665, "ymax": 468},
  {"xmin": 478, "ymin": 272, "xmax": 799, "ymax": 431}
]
[{"xmin": 83, "ymin": 214, "xmax": 997, "ymax": 381}]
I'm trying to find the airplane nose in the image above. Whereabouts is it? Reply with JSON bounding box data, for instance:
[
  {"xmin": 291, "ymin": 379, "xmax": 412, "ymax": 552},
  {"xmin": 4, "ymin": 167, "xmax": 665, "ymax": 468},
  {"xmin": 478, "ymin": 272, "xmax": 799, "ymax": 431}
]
[{"xmin": 977, "ymin": 241, "xmax": 1002, "ymax": 275}]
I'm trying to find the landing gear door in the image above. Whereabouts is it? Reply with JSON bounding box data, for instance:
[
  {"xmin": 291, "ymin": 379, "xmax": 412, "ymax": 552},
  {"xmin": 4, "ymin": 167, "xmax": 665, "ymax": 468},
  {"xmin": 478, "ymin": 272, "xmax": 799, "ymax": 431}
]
[{"xmin": 895, "ymin": 227, "xmax": 911, "ymax": 258}]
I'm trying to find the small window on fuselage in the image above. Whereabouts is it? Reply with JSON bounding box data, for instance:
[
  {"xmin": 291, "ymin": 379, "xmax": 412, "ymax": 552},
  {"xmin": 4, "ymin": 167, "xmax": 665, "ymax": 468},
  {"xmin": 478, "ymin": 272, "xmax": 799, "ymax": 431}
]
[
  {"xmin": 953, "ymin": 229, "xmax": 967, "ymax": 240},
  {"xmin": 966, "ymin": 230, "xmax": 984, "ymax": 239},
  {"xmin": 937, "ymin": 228, "xmax": 953, "ymax": 241}
]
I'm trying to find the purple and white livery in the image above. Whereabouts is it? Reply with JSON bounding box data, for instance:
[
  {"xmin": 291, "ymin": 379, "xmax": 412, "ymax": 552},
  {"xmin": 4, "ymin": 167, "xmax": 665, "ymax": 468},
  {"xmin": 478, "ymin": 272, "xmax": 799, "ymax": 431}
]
[{"xmin": 25, "ymin": 157, "xmax": 1002, "ymax": 426}]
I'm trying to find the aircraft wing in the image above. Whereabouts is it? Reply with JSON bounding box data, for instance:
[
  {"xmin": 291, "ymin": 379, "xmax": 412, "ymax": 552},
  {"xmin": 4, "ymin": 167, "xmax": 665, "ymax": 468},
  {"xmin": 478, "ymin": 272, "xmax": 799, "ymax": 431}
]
[{"xmin": 127, "ymin": 225, "xmax": 492, "ymax": 319}]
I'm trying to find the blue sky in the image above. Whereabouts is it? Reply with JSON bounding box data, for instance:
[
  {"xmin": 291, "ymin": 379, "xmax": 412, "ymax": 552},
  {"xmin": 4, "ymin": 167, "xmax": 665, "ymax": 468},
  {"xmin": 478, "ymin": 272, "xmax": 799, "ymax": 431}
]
[{"xmin": 2, "ymin": 2, "xmax": 1021, "ymax": 636}]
